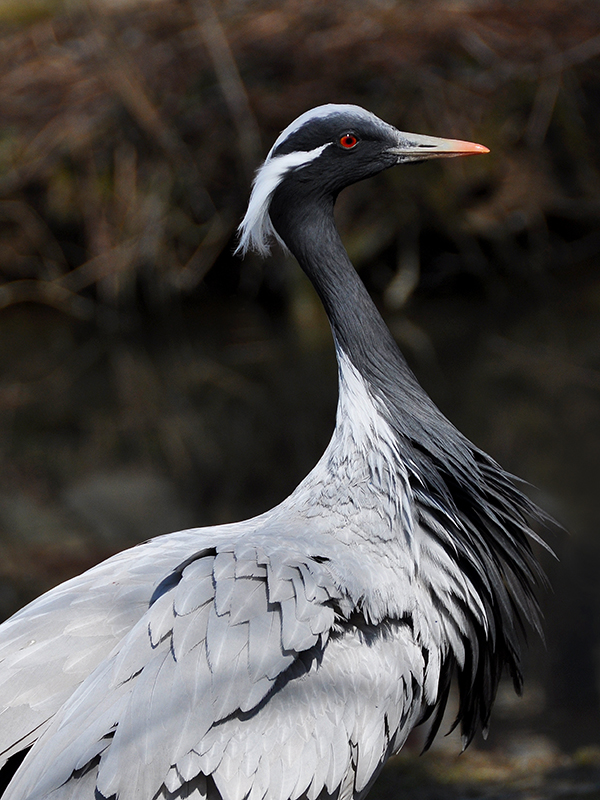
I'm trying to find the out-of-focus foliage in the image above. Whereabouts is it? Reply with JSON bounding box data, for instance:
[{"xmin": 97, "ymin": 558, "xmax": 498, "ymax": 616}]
[
  {"xmin": 0, "ymin": 0, "xmax": 599, "ymax": 315},
  {"xmin": 0, "ymin": 0, "xmax": 600, "ymax": 785}
]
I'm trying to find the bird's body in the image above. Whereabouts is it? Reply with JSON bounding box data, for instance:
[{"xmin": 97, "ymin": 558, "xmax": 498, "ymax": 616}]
[{"xmin": 0, "ymin": 105, "xmax": 546, "ymax": 800}]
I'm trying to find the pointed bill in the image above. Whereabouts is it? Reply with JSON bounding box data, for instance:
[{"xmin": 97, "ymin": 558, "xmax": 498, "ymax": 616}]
[{"xmin": 388, "ymin": 131, "xmax": 489, "ymax": 162}]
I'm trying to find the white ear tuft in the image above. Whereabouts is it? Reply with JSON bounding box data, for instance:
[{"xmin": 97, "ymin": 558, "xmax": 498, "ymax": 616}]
[{"xmin": 235, "ymin": 144, "xmax": 330, "ymax": 258}]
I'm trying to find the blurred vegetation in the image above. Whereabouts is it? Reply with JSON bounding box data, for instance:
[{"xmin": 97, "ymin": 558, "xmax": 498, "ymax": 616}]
[
  {"xmin": 1, "ymin": 0, "xmax": 600, "ymax": 313},
  {"xmin": 0, "ymin": 0, "xmax": 600, "ymax": 793}
]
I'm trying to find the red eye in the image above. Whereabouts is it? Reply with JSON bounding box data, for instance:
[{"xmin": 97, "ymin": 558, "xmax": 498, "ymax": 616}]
[{"xmin": 339, "ymin": 134, "xmax": 358, "ymax": 149}]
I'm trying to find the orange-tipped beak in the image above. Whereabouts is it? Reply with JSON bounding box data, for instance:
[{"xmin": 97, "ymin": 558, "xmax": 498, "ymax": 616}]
[
  {"xmin": 436, "ymin": 139, "xmax": 490, "ymax": 156},
  {"xmin": 388, "ymin": 132, "xmax": 490, "ymax": 162}
]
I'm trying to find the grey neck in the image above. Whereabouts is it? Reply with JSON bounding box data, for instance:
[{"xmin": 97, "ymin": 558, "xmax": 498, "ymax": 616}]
[
  {"xmin": 269, "ymin": 188, "xmax": 410, "ymax": 382},
  {"xmin": 268, "ymin": 186, "xmax": 471, "ymax": 476}
]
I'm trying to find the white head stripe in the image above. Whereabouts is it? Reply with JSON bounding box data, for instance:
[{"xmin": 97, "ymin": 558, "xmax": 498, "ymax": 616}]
[{"xmin": 235, "ymin": 144, "xmax": 329, "ymax": 257}]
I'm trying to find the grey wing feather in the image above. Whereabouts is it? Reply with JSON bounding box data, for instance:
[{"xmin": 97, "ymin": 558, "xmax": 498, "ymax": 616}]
[
  {"xmin": 197, "ymin": 620, "xmax": 424, "ymax": 800},
  {"xmin": 2, "ymin": 537, "xmax": 427, "ymax": 800},
  {"xmin": 0, "ymin": 529, "xmax": 218, "ymax": 768}
]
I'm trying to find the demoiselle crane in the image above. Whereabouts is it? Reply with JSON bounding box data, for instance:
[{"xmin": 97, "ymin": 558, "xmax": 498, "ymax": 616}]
[{"xmin": 0, "ymin": 105, "xmax": 547, "ymax": 800}]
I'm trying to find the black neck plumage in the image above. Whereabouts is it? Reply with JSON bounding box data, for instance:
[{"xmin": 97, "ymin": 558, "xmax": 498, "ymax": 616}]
[
  {"xmin": 269, "ymin": 178, "xmax": 547, "ymax": 748},
  {"xmin": 269, "ymin": 183, "xmax": 415, "ymax": 389},
  {"xmin": 269, "ymin": 180, "xmax": 478, "ymax": 473}
]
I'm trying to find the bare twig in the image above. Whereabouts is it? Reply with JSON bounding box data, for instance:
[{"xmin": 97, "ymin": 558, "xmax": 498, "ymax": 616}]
[
  {"xmin": 170, "ymin": 212, "xmax": 236, "ymax": 290},
  {"xmin": 85, "ymin": 3, "xmax": 216, "ymax": 221},
  {"xmin": 56, "ymin": 240, "xmax": 139, "ymax": 294},
  {"xmin": 525, "ymin": 73, "xmax": 561, "ymax": 147},
  {"xmin": 543, "ymin": 32, "xmax": 600, "ymax": 74},
  {"xmin": 0, "ymin": 279, "xmax": 95, "ymax": 319},
  {"xmin": 191, "ymin": 0, "xmax": 262, "ymax": 181},
  {"xmin": 0, "ymin": 200, "xmax": 69, "ymax": 277},
  {"xmin": 384, "ymin": 238, "xmax": 420, "ymax": 311}
]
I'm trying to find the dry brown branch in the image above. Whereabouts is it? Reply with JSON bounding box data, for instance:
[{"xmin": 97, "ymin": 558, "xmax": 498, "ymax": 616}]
[
  {"xmin": 192, "ymin": 0, "xmax": 262, "ymax": 180},
  {"xmin": 0, "ymin": 200, "xmax": 68, "ymax": 276},
  {"xmin": 170, "ymin": 211, "xmax": 236, "ymax": 291},
  {"xmin": 0, "ymin": 0, "xmax": 598, "ymax": 313},
  {"xmin": 525, "ymin": 73, "xmax": 561, "ymax": 146},
  {"xmin": 86, "ymin": 4, "xmax": 217, "ymax": 221},
  {"xmin": 0, "ymin": 279, "xmax": 95, "ymax": 318},
  {"xmin": 91, "ymin": 29, "xmax": 188, "ymax": 166},
  {"xmin": 543, "ymin": 31, "xmax": 600, "ymax": 73},
  {"xmin": 56, "ymin": 240, "xmax": 139, "ymax": 294}
]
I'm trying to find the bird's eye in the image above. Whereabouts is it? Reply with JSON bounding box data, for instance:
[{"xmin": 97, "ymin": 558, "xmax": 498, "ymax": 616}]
[{"xmin": 339, "ymin": 134, "xmax": 359, "ymax": 149}]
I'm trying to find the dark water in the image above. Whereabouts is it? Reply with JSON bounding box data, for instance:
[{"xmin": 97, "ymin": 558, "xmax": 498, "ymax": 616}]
[{"xmin": 0, "ymin": 261, "xmax": 598, "ymax": 793}]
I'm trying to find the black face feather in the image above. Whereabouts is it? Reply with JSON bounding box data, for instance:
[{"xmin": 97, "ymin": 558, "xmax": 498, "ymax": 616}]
[
  {"xmin": 269, "ymin": 111, "xmax": 401, "ymax": 198},
  {"xmin": 270, "ymin": 112, "xmax": 395, "ymax": 158}
]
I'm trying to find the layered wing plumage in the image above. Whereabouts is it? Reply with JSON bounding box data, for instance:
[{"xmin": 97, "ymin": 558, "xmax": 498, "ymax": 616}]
[
  {"xmin": 0, "ymin": 531, "xmax": 209, "ymax": 768},
  {"xmin": 2, "ymin": 538, "xmax": 426, "ymax": 800}
]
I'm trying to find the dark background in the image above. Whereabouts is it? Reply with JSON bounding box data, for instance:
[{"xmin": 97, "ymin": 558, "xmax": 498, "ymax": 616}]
[{"xmin": 0, "ymin": 0, "xmax": 599, "ymax": 796}]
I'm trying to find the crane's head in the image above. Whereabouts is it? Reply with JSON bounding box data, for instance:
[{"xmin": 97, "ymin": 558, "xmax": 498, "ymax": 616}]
[{"xmin": 236, "ymin": 104, "xmax": 488, "ymax": 257}]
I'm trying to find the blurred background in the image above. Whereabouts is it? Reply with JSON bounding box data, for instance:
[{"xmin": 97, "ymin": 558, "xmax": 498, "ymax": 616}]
[{"xmin": 0, "ymin": 0, "xmax": 599, "ymax": 796}]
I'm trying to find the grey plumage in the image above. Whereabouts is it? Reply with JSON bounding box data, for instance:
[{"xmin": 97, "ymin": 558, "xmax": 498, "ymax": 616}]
[{"xmin": 0, "ymin": 105, "xmax": 547, "ymax": 800}]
